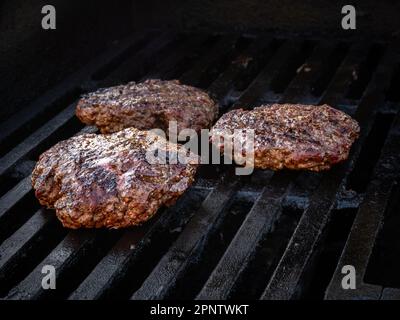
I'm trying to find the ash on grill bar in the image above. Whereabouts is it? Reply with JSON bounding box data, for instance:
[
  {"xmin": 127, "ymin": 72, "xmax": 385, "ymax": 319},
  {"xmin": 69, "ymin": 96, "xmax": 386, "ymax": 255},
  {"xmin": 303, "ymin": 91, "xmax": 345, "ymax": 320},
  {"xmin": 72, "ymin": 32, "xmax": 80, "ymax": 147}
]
[{"xmin": 1, "ymin": 0, "xmax": 400, "ymax": 306}]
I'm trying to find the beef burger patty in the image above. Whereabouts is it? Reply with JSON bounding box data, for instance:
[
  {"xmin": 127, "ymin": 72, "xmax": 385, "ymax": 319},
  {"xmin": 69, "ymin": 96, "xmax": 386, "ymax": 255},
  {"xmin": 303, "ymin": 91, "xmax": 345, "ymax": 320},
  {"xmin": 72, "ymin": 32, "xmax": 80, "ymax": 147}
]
[
  {"xmin": 76, "ymin": 79, "xmax": 218, "ymax": 134},
  {"xmin": 32, "ymin": 128, "xmax": 199, "ymax": 229},
  {"xmin": 210, "ymin": 104, "xmax": 360, "ymax": 171}
]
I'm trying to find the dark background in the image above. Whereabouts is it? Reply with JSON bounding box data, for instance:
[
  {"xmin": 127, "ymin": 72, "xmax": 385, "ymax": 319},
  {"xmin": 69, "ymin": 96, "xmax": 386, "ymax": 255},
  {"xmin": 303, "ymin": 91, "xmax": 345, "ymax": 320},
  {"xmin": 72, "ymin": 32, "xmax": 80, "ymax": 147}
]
[{"xmin": 1, "ymin": 0, "xmax": 399, "ymax": 122}]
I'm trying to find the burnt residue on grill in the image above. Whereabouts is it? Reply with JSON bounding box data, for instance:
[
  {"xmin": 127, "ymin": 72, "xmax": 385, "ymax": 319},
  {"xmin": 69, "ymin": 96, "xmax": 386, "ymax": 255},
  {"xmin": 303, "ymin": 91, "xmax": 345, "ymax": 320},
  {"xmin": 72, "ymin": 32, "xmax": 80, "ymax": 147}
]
[{"xmin": 0, "ymin": 31, "xmax": 399, "ymax": 300}]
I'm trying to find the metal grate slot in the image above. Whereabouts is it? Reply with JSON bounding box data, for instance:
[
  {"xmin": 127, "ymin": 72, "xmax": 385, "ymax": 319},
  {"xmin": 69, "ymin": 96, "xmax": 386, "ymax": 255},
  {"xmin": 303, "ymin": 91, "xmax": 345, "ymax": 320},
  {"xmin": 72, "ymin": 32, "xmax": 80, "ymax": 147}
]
[
  {"xmin": 195, "ymin": 37, "xmax": 252, "ymax": 89},
  {"xmin": 197, "ymin": 171, "xmax": 298, "ymax": 300},
  {"xmin": 167, "ymin": 195, "xmax": 254, "ymax": 300},
  {"xmin": 320, "ymin": 42, "xmax": 371, "ymax": 107},
  {"xmin": 131, "ymin": 171, "xmax": 240, "ymax": 299},
  {"xmin": 229, "ymin": 205, "xmax": 304, "ymax": 299},
  {"xmin": 269, "ymin": 41, "xmax": 315, "ymax": 94},
  {"xmin": 346, "ymin": 113, "xmax": 395, "ymax": 193},
  {"xmin": 301, "ymin": 208, "xmax": 358, "ymax": 300},
  {"xmin": 230, "ymin": 39, "xmax": 282, "ymax": 92},
  {"xmin": 311, "ymin": 42, "xmax": 349, "ymax": 97},
  {"xmin": 364, "ymin": 181, "xmax": 400, "ymax": 288},
  {"xmin": 278, "ymin": 41, "xmax": 339, "ymax": 105},
  {"xmin": 346, "ymin": 44, "xmax": 385, "ymax": 100},
  {"xmin": 385, "ymin": 63, "xmax": 400, "ymax": 102},
  {"xmin": 91, "ymin": 32, "xmax": 157, "ymax": 81},
  {"xmin": 209, "ymin": 37, "xmax": 281, "ymax": 111}
]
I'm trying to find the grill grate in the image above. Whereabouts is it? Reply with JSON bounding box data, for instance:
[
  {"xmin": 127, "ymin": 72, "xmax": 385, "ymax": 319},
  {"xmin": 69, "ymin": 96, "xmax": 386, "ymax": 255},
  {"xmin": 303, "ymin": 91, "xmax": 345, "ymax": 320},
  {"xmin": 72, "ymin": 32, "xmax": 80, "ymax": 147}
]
[{"xmin": 0, "ymin": 31, "xmax": 399, "ymax": 300}]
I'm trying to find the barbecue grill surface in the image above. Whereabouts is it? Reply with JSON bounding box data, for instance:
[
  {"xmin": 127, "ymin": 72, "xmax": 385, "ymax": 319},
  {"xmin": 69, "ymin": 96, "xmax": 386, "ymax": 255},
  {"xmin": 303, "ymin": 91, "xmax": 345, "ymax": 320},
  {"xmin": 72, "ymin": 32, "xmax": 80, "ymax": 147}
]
[{"xmin": 0, "ymin": 31, "xmax": 399, "ymax": 300}]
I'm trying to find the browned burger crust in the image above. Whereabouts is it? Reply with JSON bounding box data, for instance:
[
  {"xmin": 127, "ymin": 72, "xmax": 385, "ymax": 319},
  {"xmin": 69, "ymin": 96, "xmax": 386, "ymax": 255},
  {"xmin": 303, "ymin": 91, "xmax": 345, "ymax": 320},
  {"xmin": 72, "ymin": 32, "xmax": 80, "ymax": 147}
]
[
  {"xmin": 31, "ymin": 128, "xmax": 199, "ymax": 229},
  {"xmin": 76, "ymin": 79, "xmax": 218, "ymax": 134},
  {"xmin": 211, "ymin": 104, "xmax": 360, "ymax": 171}
]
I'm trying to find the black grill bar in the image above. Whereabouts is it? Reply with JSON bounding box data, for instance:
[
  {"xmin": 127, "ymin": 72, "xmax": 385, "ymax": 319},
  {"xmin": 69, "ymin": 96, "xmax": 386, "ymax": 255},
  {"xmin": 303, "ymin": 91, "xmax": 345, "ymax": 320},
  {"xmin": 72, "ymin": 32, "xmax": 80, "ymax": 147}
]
[
  {"xmin": 261, "ymin": 45, "xmax": 395, "ymax": 300},
  {"xmin": 0, "ymin": 32, "xmax": 398, "ymax": 300},
  {"xmin": 325, "ymin": 109, "xmax": 400, "ymax": 300}
]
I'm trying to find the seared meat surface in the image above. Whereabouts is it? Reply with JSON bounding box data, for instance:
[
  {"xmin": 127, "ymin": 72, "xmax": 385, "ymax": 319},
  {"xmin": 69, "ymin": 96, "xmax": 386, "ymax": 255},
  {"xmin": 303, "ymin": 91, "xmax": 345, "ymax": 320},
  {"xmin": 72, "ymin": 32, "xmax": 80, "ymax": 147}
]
[
  {"xmin": 76, "ymin": 79, "xmax": 218, "ymax": 134},
  {"xmin": 211, "ymin": 104, "xmax": 360, "ymax": 171},
  {"xmin": 32, "ymin": 128, "xmax": 198, "ymax": 229}
]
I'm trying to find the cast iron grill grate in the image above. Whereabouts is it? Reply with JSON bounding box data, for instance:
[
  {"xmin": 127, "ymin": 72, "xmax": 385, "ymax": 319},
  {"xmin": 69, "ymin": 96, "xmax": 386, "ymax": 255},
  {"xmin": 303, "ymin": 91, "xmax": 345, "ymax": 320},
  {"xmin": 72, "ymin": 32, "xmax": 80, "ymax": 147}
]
[{"xmin": 0, "ymin": 31, "xmax": 399, "ymax": 300}]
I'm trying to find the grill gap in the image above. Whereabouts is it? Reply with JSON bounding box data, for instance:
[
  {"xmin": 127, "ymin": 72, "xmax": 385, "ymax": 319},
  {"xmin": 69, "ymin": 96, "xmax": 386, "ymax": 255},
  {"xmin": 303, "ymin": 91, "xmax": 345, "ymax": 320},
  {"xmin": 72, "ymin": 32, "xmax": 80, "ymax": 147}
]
[
  {"xmin": 196, "ymin": 36, "xmax": 253, "ymax": 89},
  {"xmin": 385, "ymin": 63, "xmax": 400, "ymax": 102},
  {"xmin": 346, "ymin": 43, "xmax": 385, "ymax": 100},
  {"xmin": 219, "ymin": 39, "xmax": 283, "ymax": 111},
  {"xmin": 229, "ymin": 205, "xmax": 303, "ymax": 299},
  {"xmin": 269, "ymin": 40, "xmax": 316, "ymax": 94},
  {"xmin": 0, "ymin": 191, "xmax": 40, "ymax": 243},
  {"xmin": 311, "ymin": 42, "xmax": 349, "ymax": 97},
  {"xmin": 129, "ymin": 36, "xmax": 198, "ymax": 82},
  {"xmin": 0, "ymin": 176, "xmax": 23, "ymax": 199},
  {"xmin": 165, "ymin": 195, "xmax": 254, "ymax": 300},
  {"xmin": 91, "ymin": 35, "xmax": 155, "ymax": 81},
  {"xmin": 232, "ymin": 39, "xmax": 283, "ymax": 93},
  {"xmin": 301, "ymin": 208, "xmax": 358, "ymax": 299},
  {"xmin": 346, "ymin": 113, "xmax": 394, "ymax": 193},
  {"xmin": 155, "ymin": 35, "xmax": 222, "ymax": 82},
  {"xmin": 364, "ymin": 180, "xmax": 400, "ymax": 288}
]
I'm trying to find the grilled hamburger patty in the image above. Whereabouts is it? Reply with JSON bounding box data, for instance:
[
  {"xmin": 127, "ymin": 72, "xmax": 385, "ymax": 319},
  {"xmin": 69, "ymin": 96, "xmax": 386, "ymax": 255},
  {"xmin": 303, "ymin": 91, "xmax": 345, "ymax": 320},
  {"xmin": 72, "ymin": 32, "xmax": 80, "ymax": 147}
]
[
  {"xmin": 211, "ymin": 104, "xmax": 360, "ymax": 171},
  {"xmin": 31, "ymin": 128, "xmax": 199, "ymax": 229},
  {"xmin": 76, "ymin": 79, "xmax": 218, "ymax": 134}
]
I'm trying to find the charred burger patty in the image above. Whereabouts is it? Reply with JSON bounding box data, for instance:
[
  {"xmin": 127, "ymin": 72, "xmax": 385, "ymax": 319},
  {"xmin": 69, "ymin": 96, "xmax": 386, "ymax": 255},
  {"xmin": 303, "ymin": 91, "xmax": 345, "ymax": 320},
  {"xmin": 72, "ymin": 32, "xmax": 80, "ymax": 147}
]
[
  {"xmin": 211, "ymin": 104, "xmax": 360, "ymax": 171},
  {"xmin": 31, "ymin": 128, "xmax": 198, "ymax": 229},
  {"xmin": 76, "ymin": 79, "xmax": 218, "ymax": 134}
]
